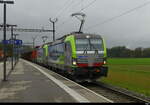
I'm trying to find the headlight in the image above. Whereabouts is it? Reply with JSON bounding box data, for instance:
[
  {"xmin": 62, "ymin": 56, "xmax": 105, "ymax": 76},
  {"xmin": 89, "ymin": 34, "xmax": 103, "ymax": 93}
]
[
  {"xmin": 73, "ymin": 61, "xmax": 77, "ymax": 65},
  {"xmin": 72, "ymin": 58, "xmax": 77, "ymax": 65},
  {"xmin": 104, "ymin": 61, "xmax": 106, "ymax": 64}
]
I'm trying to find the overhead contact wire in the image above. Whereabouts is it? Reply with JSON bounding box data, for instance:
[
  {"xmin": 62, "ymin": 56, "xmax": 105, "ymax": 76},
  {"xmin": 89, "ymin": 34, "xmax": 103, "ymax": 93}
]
[{"xmin": 86, "ymin": 1, "xmax": 150, "ymax": 30}]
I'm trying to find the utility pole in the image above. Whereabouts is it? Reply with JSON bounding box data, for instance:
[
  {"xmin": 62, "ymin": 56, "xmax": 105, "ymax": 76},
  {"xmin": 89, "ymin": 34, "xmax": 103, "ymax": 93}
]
[
  {"xmin": 0, "ymin": 0, "xmax": 14, "ymax": 81},
  {"xmin": 49, "ymin": 18, "xmax": 58, "ymax": 42}
]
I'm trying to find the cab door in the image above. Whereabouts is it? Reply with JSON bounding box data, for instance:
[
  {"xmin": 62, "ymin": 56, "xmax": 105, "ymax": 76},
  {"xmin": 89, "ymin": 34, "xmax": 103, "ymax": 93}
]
[{"xmin": 64, "ymin": 42, "xmax": 72, "ymax": 66}]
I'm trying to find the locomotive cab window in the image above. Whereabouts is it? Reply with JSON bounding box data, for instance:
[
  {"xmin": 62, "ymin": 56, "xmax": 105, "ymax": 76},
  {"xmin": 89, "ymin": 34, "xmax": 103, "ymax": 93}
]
[
  {"xmin": 90, "ymin": 39, "xmax": 104, "ymax": 51},
  {"xmin": 76, "ymin": 38, "xmax": 103, "ymax": 51},
  {"xmin": 76, "ymin": 39, "xmax": 90, "ymax": 51}
]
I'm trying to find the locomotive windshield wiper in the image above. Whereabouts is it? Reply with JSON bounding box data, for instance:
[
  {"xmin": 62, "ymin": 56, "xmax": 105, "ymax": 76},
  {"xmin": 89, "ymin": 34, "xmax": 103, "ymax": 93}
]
[
  {"xmin": 89, "ymin": 40, "xmax": 99, "ymax": 54},
  {"xmin": 83, "ymin": 46, "xmax": 88, "ymax": 54}
]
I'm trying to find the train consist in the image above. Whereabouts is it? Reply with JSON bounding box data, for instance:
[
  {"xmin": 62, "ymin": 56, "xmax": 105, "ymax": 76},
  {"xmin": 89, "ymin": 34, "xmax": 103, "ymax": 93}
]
[{"xmin": 22, "ymin": 32, "xmax": 108, "ymax": 82}]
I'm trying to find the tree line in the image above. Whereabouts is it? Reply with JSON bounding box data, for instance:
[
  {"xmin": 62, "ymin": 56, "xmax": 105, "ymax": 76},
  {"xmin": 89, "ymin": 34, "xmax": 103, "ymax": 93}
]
[
  {"xmin": 0, "ymin": 42, "xmax": 150, "ymax": 58},
  {"xmin": 107, "ymin": 46, "xmax": 150, "ymax": 58}
]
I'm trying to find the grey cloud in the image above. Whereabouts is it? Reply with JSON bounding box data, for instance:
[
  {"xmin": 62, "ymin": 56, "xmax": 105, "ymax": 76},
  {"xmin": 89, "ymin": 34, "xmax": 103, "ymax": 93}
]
[{"xmin": 0, "ymin": 0, "xmax": 150, "ymax": 49}]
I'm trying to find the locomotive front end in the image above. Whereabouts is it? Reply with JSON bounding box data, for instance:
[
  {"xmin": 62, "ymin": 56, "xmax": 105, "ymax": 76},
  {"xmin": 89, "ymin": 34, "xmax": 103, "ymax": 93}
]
[{"xmin": 72, "ymin": 34, "xmax": 108, "ymax": 82}]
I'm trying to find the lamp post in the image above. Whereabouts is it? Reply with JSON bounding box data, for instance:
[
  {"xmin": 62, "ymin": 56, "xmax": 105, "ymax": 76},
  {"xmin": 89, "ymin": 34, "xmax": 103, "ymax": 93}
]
[
  {"xmin": 0, "ymin": 0, "xmax": 14, "ymax": 81},
  {"xmin": 49, "ymin": 18, "xmax": 58, "ymax": 42},
  {"xmin": 13, "ymin": 34, "xmax": 19, "ymax": 64},
  {"xmin": 10, "ymin": 25, "xmax": 17, "ymax": 70}
]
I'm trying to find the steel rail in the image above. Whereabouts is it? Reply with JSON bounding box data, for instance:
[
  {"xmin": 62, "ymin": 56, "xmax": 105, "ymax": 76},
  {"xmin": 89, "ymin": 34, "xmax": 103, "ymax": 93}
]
[{"xmin": 93, "ymin": 81, "xmax": 150, "ymax": 103}]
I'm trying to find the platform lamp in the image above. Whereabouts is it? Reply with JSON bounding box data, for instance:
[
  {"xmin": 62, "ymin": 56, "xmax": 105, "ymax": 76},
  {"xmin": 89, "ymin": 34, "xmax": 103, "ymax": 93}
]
[{"xmin": 13, "ymin": 34, "xmax": 19, "ymax": 64}]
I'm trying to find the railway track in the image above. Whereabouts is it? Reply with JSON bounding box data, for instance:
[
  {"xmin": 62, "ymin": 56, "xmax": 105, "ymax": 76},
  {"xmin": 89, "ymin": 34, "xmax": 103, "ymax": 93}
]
[{"xmin": 80, "ymin": 81, "xmax": 150, "ymax": 103}]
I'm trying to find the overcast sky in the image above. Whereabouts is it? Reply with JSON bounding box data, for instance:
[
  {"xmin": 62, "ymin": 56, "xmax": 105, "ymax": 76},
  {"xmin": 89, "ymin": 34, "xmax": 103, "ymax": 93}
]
[{"xmin": 0, "ymin": 0, "xmax": 150, "ymax": 49}]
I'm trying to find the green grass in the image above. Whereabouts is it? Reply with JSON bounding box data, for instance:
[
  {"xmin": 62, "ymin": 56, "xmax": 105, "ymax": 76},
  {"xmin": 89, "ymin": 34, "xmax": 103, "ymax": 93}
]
[
  {"xmin": 108, "ymin": 58, "xmax": 150, "ymax": 65},
  {"xmin": 100, "ymin": 58, "xmax": 150, "ymax": 97}
]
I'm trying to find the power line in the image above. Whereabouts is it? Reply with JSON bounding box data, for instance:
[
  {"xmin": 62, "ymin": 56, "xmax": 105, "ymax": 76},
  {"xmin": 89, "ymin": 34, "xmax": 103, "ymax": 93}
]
[
  {"xmin": 78, "ymin": 0, "xmax": 97, "ymax": 12},
  {"xmin": 54, "ymin": 0, "xmax": 71, "ymax": 18},
  {"xmin": 58, "ymin": 0, "xmax": 97, "ymax": 30},
  {"xmin": 55, "ymin": 0, "xmax": 75, "ymax": 19},
  {"xmin": 57, "ymin": 18, "xmax": 72, "ymax": 33},
  {"xmin": 81, "ymin": 0, "xmax": 84, "ymax": 11},
  {"xmin": 59, "ymin": 0, "xmax": 85, "ymax": 18},
  {"xmin": 59, "ymin": 17, "xmax": 71, "ymax": 26},
  {"xmin": 57, "ymin": 0, "xmax": 97, "ymax": 34},
  {"xmin": 57, "ymin": 0, "xmax": 86, "ymax": 25},
  {"xmin": 85, "ymin": 1, "xmax": 150, "ymax": 30},
  {"xmin": 71, "ymin": 0, "xmax": 84, "ymax": 11},
  {"xmin": 57, "ymin": 0, "xmax": 84, "ymax": 19},
  {"xmin": 57, "ymin": 0, "xmax": 86, "ymax": 30}
]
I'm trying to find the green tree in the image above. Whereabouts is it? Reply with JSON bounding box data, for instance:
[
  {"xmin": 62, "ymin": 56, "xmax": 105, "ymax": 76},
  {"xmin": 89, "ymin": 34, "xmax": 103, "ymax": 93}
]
[
  {"xmin": 134, "ymin": 47, "xmax": 143, "ymax": 58},
  {"xmin": 143, "ymin": 48, "xmax": 150, "ymax": 58}
]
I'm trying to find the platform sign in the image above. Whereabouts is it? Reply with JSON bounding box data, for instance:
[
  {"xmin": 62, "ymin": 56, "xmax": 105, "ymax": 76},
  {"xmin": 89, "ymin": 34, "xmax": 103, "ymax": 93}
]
[
  {"xmin": 14, "ymin": 40, "xmax": 23, "ymax": 45},
  {"xmin": 9, "ymin": 40, "xmax": 15, "ymax": 44},
  {"xmin": 2, "ymin": 40, "xmax": 11, "ymax": 44},
  {"xmin": 2, "ymin": 40, "xmax": 23, "ymax": 45}
]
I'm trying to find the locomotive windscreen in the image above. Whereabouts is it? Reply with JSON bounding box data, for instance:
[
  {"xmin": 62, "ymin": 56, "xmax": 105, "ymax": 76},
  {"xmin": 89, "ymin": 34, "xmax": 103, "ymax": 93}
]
[{"xmin": 76, "ymin": 38, "xmax": 104, "ymax": 51}]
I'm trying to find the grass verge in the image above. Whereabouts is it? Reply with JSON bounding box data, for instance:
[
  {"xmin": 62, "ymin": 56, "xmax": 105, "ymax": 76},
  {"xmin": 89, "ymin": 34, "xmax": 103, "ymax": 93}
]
[{"xmin": 100, "ymin": 58, "xmax": 150, "ymax": 97}]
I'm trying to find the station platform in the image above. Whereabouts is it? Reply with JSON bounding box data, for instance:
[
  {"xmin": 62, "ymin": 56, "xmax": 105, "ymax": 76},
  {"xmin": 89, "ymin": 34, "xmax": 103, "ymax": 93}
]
[{"xmin": 0, "ymin": 59, "xmax": 113, "ymax": 103}]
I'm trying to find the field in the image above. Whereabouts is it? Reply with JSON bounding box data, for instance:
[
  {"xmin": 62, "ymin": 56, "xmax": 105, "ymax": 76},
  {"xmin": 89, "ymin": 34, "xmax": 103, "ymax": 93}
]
[{"xmin": 100, "ymin": 58, "xmax": 150, "ymax": 97}]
